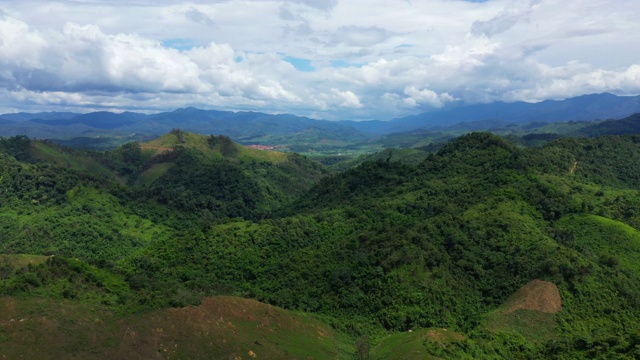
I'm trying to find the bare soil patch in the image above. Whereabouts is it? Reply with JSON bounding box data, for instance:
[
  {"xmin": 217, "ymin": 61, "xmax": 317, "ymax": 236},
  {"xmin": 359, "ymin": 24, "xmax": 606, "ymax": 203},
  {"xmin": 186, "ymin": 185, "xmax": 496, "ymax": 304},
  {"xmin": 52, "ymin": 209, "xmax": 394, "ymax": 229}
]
[{"xmin": 503, "ymin": 280, "xmax": 562, "ymax": 314}]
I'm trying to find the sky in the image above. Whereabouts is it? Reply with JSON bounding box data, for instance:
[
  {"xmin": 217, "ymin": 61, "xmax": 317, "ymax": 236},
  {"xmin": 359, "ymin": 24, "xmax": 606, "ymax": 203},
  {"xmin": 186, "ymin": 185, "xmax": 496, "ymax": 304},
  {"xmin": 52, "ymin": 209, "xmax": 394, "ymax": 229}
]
[{"xmin": 0, "ymin": 0, "xmax": 639, "ymax": 120}]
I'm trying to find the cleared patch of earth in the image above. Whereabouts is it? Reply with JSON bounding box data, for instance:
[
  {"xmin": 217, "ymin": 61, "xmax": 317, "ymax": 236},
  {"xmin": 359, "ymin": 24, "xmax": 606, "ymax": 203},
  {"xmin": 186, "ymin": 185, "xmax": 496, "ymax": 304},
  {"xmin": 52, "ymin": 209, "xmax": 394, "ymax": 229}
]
[
  {"xmin": 484, "ymin": 279, "xmax": 562, "ymax": 344},
  {"xmin": 503, "ymin": 279, "xmax": 562, "ymax": 314}
]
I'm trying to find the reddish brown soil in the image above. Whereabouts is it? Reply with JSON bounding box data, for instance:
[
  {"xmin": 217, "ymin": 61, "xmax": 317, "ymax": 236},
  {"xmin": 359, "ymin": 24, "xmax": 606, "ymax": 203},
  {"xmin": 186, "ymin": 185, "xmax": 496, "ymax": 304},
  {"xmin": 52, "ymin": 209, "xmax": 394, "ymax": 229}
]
[{"xmin": 503, "ymin": 280, "xmax": 562, "ymax": 314}]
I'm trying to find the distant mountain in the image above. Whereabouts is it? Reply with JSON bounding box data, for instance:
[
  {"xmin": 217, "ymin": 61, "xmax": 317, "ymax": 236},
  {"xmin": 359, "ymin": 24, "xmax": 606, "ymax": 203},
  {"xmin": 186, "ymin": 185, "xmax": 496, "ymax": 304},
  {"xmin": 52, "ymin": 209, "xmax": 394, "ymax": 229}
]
[
  {"xmin": 0, "ymin": 108, "xmax": 369, "ymax": 150},
  {"xmin": 130, "ymin": 107, "xmax": 367, "ymax": 143},
  {"xmin": 579, "ymin": 113, "xmax": 640, "ymax": 137},
  {"xmin": 346, "ymin": 93, "xmax": 640, "ymax": 134},
  {"xmin": 0, "ymin": 111, "xmax": 80, "ymax": 122},
  {"xmin": 2, "ymin": 93, "xmax": 640, "ymax": 147},
  {"xmin": 29, "ymin": 111, "xmax": 147, "ymax": 129}
]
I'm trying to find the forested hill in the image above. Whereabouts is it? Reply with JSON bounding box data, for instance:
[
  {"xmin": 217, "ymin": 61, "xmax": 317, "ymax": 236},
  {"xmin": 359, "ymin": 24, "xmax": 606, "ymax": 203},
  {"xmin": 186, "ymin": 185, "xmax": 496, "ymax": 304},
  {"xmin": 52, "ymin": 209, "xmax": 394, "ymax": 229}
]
[
  {"xmin": 124, "ymin": 133, "xmax": 640, "ymax": 358},
  {"xmin": 2, "ymin": 132, "xmax": 640, "ymax": 358},
  {"xmin": 579, "ymin": 112, "xmax": 640, "ymax": 137},
  {"xmin": 0, "ymin": 131, "xmax": 327, "ymax": 261}
]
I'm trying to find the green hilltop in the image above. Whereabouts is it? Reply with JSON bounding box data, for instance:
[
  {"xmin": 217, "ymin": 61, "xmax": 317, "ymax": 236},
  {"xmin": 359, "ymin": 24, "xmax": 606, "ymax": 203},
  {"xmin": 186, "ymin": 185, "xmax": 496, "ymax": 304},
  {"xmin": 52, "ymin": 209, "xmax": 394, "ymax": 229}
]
[{"xmin": 2, "ymin": 131, "xmax": 640, "ymax": 358}]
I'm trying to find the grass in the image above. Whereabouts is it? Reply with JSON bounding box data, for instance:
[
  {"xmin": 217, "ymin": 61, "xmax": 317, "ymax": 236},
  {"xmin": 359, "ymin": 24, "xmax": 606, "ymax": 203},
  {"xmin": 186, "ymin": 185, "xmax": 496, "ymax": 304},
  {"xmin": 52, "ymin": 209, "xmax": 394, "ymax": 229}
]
[
  {"xmin": 555, "ymin": 214, "xmax": 640, "ymax": 274},
  {"xmin": 142, "ymin": 131, "xmax": 290, "ymax": 164},
  {"xmin": 238, "ymin": 145, "xmax": 288, "ymax": 164},
  {"xmin": 371, "ymin": 328, "xmax": 465, "ymax": 360},
  {"xmin": 136, "ymin": 162, "xmax": 174, "ymax": 187},
  {"xmin": 32, "ymin": 142, "xmax": 114, "ymax": 179},
  {"xmin": 0, "ymin": 254, "xmax": 49, "ymax": 269},
  {"xmin": 0, "ymin": 295, "xmax": 344, "ymax": 359},
  {"xmin": 484, "ymin": 309, "xmax": 558, "ymax": 344}
]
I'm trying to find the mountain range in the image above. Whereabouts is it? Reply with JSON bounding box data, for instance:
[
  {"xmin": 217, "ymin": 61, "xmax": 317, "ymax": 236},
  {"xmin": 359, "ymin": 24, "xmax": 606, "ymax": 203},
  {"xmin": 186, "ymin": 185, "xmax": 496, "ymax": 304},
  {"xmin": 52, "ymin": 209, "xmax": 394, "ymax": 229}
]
[
  {"xmin": 2, "ymin": 93, "xmax": 640, "ymax": 148},
  {"xmin": 348, "ymin": 92, "xmax": 640, "ymax": 134}
]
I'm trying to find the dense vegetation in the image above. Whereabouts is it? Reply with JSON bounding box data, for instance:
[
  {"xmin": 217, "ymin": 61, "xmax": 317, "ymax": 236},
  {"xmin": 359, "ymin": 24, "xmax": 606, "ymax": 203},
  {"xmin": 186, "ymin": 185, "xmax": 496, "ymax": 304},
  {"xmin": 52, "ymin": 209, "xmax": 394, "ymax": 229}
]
[{"xmin": 2, "ymin": 130, "xmax": 640, "ymax": 358}]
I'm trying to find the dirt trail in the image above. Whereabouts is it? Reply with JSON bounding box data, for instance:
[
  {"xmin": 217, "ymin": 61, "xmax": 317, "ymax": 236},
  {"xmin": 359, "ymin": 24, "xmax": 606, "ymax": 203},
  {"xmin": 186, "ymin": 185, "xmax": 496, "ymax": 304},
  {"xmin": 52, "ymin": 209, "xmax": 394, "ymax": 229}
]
[{"xmin": 570, "ymin": 161, "xmax": 578, "ymax": 174}]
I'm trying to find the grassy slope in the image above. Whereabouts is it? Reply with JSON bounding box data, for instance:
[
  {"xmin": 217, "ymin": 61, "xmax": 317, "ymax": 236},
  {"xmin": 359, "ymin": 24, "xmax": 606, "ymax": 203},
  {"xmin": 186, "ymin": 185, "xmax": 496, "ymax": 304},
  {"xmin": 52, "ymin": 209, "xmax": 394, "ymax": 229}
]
[
  {"xmin": 555, "ymin": 214, "xmax": 640, "ymax": 273},
  {"xmin": 0, "ymin": 254, "xmax": 49, "ymax": 269},
  {"xmin": 136, "ymin": 162, "xmax": 174, "ymax": 187},
  {"xmin": 135, "ymin": 132, "xmax": 326, "ymax": 210},
  {"xmin": 372, "ymin": 328, "xmax": 465, "ymax": 360},
  {"xmin": 135, "ymin": 132, "xmax": 290, "ymax": 189},
  {"xmin": 0, "ymin": 296, "xmax": 344, "ymax": 360},
  {"xmin": 143, "ymin": 131, "xmax": 288, "ymax": 164},
  {"xmin": 31, "ymin": 141, "xmax": 115, "ymax": 179},
  {"xmin": 482, "ymin": 280, "xmax": 561, "ymax": 345}
]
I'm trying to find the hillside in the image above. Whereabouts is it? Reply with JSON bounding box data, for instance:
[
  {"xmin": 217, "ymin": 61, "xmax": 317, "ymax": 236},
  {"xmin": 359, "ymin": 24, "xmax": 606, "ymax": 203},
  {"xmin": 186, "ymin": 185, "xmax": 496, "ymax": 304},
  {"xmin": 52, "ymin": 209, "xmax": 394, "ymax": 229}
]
[
  {"xmin": 117, "ymin": 133, "xmax": 640, "ymax": 357},
  {"xmin": 130, "ymin": 130, "xmax": 328, "ymax": 218},
  {"xmin": 0, "ymin": 131, "xmax": 327, "ymax": 262},
  {"xmin": 579, "ymin": 113, "xmax": 640, "ymax": 137},
  {"xmin": 0, "ymin": 294, "xmax": 342, "ymax": 359},
  {"xmin": 2, "ymin": 131, "xmax": 640, "ymax": 358}
]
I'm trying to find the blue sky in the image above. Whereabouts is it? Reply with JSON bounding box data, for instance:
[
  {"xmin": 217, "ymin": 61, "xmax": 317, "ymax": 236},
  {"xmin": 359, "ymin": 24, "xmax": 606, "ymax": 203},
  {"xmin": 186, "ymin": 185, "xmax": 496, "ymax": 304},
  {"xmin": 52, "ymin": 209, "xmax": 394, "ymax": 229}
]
[{"xmin": 0, "ymin": 0, "xmax": 639, "ymax": 120}]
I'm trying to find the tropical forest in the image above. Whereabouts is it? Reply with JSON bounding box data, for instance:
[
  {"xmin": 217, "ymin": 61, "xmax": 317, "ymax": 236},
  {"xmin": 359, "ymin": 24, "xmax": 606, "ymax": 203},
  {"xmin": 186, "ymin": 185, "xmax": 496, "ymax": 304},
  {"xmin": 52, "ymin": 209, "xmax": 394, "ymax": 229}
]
[{"xmin": 2, "ymin": 102, "xmax": 640, "ymax": 359}]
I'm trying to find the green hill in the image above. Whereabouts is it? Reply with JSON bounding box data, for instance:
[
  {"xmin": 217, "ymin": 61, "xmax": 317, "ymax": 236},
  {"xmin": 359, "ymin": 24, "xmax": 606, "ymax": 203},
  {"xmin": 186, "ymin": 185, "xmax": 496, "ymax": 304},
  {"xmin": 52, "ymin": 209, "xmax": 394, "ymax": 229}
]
[
  {"xmin": 2, "ymin": 131, "xmax": 640, "ymax": 358},
  {"xmin": 0, "ymin": 255, "xmax": 347, "ymax": 358},
  {"xmin": 0, "ymin": 131, "xmax": 327, "ymax": 262},
  {"xmin": 0, "ymin": 295, "xmax": 343, "ymax": 359},
  {"xmin": 130, "ymin": 130, "xmax": 328, "ymax": 219}
]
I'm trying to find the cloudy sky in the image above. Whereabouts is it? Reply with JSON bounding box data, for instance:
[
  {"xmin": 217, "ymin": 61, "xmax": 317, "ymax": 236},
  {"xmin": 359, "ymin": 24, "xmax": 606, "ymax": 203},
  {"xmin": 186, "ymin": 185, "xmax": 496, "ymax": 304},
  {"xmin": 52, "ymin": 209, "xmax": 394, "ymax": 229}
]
[{"xmin": 0, "ymin": 0, "xmax": 639, "ymax": 120}]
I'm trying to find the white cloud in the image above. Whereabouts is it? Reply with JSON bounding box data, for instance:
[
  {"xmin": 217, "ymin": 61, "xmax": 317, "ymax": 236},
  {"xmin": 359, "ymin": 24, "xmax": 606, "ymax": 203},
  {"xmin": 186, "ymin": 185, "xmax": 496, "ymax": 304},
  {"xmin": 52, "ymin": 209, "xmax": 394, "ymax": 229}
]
[
  {"xmin": 431, "ymin": 35, "xmax": 500, "ymax": 70},
  {"xmin": 331, "ymin": 26, "xmax": 396, "ymax": 47},
  {"xmin": 0, "ymin": 0, "xmax": 639, "ymax": 120},
  {"xmin": 403, "ymin": 87, "xmax": 455, "ymax": 108},
  {"xmin": 330, "ymin": 88, "xmax": 363, "ymax": 108},
  {"xmin": 287, "ymin": 0, "xmax": 339, "ymax": 12}
]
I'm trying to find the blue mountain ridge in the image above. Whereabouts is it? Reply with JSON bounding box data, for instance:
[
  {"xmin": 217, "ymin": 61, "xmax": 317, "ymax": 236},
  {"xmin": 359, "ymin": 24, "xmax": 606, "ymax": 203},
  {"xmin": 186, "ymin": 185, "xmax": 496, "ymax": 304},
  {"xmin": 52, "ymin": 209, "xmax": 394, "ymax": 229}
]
[{"xmin": 1, "ymin": 93, "xmax": 640, "ymax": 139}]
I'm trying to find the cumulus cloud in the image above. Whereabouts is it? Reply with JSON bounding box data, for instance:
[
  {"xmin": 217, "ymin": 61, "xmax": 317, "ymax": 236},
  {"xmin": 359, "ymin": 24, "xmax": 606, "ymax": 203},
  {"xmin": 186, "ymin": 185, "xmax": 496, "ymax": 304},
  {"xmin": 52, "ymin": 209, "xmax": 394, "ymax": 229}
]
[
  {"xmin": 431, "ymin": 35, "xmax": 499, "ymax": 70},
  {"xmin": 0, "ymin": 18, "xmax": 203, "ymax": 94},
  {"xmin": 403, "ymin": 87, "xmax": 455, "ymax": 108},
  {"xmin": 503, "ymin": 63, "xmax": 640, "ymax": 102},
  {"xmin": 330, "ymin": 88, "xmax": 363, "ymax": 108},
  {"xmin": 0, "ymin": 13, "xmax": 311, "ymax": 112},
  {"xmin": 0, "ymin": 0, "xmax": 639, "ymax": 120},
  {"xmin": 0, "ymin": 10, "xmax": 372, "ymax": 117}
]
